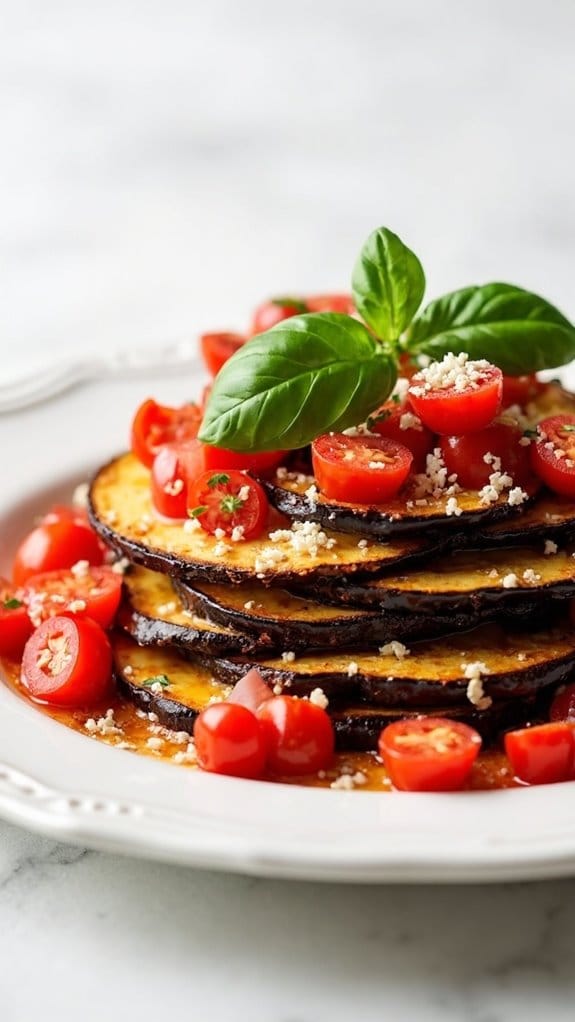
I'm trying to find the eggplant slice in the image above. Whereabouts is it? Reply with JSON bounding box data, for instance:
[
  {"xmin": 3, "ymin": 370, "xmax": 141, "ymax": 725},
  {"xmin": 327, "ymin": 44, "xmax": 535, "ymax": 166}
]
[
  {"xmin": 112, "ymin": 633, "xmax": 534, "ymax": 748},
  {"xmin": 264, "ymin": 471, "xmax": 537, "ymax": 541},
  {"xmin": 89, "ymin": 454, "xmax": 444, "ymax": 585},
  {"xmin": 201, "ymin": 621, "xmax": 575, "ymax": 707},
  {"xmin": 306, "ymin": 545, "xmax": 575, "ymax": 614}
]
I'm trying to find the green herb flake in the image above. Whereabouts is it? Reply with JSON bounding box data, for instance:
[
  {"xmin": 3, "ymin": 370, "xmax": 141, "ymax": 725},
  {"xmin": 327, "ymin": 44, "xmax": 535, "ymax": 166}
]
[
  {"xmin": 391, "ymin": 393, "xmax": 401, "ymax": 403},
  {"xmin": 207, "ymin": 473, "xmax": 230, "ymax": 488},
  {"xmin": 523, "ymin": 428, "xmax": 539, "ymax": 438},
  {"xmin": 3, "ymin": 598, "xmax": 23, "ymax": 610},
  {"xmin": 188, "ymin": 505, "xmax": 208, "ymax": 518},
  {"xmin": 142, "ymin": 674, "xmax": 170, "ymax": 689},
  {"xmin": 560, "ymin": 425, "xmax": 575, "ymax": 433},
  {"xmin": 220, "ymin": 495, "xmax": 244, "ymax": 514}
]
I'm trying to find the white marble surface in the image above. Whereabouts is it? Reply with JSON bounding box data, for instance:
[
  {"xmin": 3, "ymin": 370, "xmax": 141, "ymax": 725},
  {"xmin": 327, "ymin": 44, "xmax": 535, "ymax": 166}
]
[{"xmin": 1, "ymin": 0, "xmax": 575, "ymax": 1018}]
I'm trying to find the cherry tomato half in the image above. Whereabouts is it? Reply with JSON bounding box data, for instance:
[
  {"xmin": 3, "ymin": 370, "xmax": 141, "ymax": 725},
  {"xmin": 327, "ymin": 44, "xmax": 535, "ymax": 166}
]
[
  {"xmin": 0, "ymin": 578, "xmax": 33, "ymax": 659},
  {"xmin": 151, "ymin": 440, "xmax": 204, "ymax": 518},
  {"xmin": 501, "ymin": 374, "xmax": 544, "ymax": 409},
  {"xmin": 130, "ymin": 398, "xmax": 202, "ymax": 469},
  {"xmin": 21, "ymin": 615, "xmax": 112, "ymax": 707},
  {"xmin": 188, "ymin": 470, "xmax": 269, "ymax": 540},
  {"xmin": 408, "ymin": 361, "xmax": 503, "ymax": 435},
  {"xmin": 193, "ymin": 702, "xmax": 267, "ymax": 778},
  {"xmin": 13, "ymin": 517, "xmax": 105, "ymax": 587},
  {"xmin": 550, "ymin": 684, "xmax": 575, "ymax": 723},
  {"xmin": 505, "ymin": 723, "xmax": 575, "ymax": 785},
  {"xmin": 440, "ymin": 419, "xmax": 532, "ymax": 490},
  {"xmin": 24, "ymin": 566, "xmax": 122, "ymax": 630},
  {"xmin": 201, "ymin": 444, "xmax": 286, "ymax": 478},
  {"xmin": 369, "ymin": 399, "xmax": 434, "ymax": 472},
  {"xmin": 531, "ymin": 415, "xmax": 575, "ymax": 497},
  {"xmin": 311, "ymin": 433, "xmax": 413, "ymax": 504},
  {"xmin": 378, "ymin": 717, "xmax": 482, "ymax": 792},
  {"xmin": 306, "ymin": 293, "xmax": 355, "ymax": 315},
  {"xmin": 257, "ymin": 696, "xmax": 334, "ymax": 776},
  {"xmin": 250, "ymin": 298, "xmax": 306, "ymax": 336},
  {"xmin": 227, "ymin": 668, "xmax": 274, "ymax": 713},
  {"xmin": 200, "ymin": 332, "xmax": 245, "ymax": 377}
]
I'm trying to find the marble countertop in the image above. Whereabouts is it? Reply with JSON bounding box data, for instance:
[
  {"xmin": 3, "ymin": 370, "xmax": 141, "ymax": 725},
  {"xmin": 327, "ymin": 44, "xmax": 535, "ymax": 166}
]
[{"xmin": 1, "ymin": 1, "xmax": 575, "ymax": 1018}]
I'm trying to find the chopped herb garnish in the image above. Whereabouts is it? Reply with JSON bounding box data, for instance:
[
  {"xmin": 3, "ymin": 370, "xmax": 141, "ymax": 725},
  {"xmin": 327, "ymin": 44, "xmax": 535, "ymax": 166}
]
[
  {"xmin": 207, "ymin": 473, "xmax": 231, "ymax": 488},
  {"xmin": 189, "ymin": 505, "xmax": 208, "ymax": 518},
  {"xmin": 142, "ymin": 674, "xmax": 170, "ymax": 688},
  {"xmin": 3, "ymin": 597, "xmax": 23, "ymax": 610},
  {"xmin": 523, "ymin": 428, "xmax": 539, "ymax": 438},
  {"xmin": 561, "ymin": 425, "xmax": 575, "ymax": 433},
  {"xmin": 391, "ymin": 392, "xmax": 401, "ymax": 403},
  {"xmin": 220, "ymin": 494, "xmax": 244, "ymax": 514},
  {"xmin": 366, "ymin": 409, "xmax": 391, "ymax": 430}
]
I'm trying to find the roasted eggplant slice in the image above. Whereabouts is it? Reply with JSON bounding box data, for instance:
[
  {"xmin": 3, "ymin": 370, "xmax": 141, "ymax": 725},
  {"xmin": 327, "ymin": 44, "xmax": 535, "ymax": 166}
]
[
  {"xmin": 118, "ymin": 566, "xmax": 268, "ymax": 655},
  {"xmin": 202, "ymin": 621, "xmax": 575, "ymax": 707},
  {"xmin": 472, "ymin": 492, "xmax": 575, "ymax": 548},
  {"xmin": 89, "ymin": 454, "xmax": 443, "ymax": 585},
  {"xmin": 309, "ymin": 546, "xmax": 575, "ymax": 615}
]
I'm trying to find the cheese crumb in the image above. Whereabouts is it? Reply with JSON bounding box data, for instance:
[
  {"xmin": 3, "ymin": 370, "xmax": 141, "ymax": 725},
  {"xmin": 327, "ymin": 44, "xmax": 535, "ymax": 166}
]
[
  {"xmin": 330, "ymin": 771, "xmax": 367, "ymax": 790},
  {"xmin": 213, "ymin": 541, "xmax": 231, "ymax": 557},
  {"xmin": 244, "ymin": 600, "xmax": 256, "ymax": 611},
  {"xmin": 379, "ymin": 641, "xmax": 410, "ymax": 659},
  {"xmin": 462, "ymin": 661, "xmax": 492, "ymax": 710},
  {"xmin": 67, "ymin": 599, "xmax": 87, "ymax": 613},
  {"xmin": 281, "ymin": 651, "xmax": 296, "ymax": 663},
  {"xmin": 522, "ymin": 568, "xmax": 541, "ymax": 584},
  {"xmin": 399, "ymin": 411, "xmax": 423, "ymax": 431},
  {"xmin": 72, "ymin": 482, "xmax": 89, "ymax": 508},
  {"xmin": 231, "ymin": 525, "xmax": 245, "ymax": 543},
  {"xmin": 544, "ymin": 539, "xmax": 558, "ymax": 556},
  {"xmin": 183, "ymin": 516, "xmax": 202, "ymax": 533},
  {"xmin": 157, "ymin": 601, "xmax": 177, "ymax": 615},
  {"xmin": 502, "ymin": 573, "xmax": 519, "ymax": 589},
  {"xmin": 347, "ymin": 661, "xmax": 359, "ymax": 677},
  {"xmin": 309, "ymin": 687, "xmax": 329, "ymax": 709},
  {"xmin": 305, "ymin": 484, "xmax": 319, "ymax": 502},
  {"xmin": 146, "ymin": 736, "xmax": 164, "ymax": 751},
  {"xmin": 163, "ymin": 478, "xmax": 184, "ymax": 496},
  {"xmin": 71, "ymin": 560, "xmax": 90, "ymax": 578},
  {"xmin": 445, "ymin": 496, "xmax": 462, "ymax": 517},
  {"xmin": 507, "ymin": 486, "xmax": 529, "ymax": 507},
  {"xmin": 111, "ymin": 557, "xmax": 130, "ymax": 575},
  {"xmin": 410, "ymin": 352, "xmax": 492, "ymax": 397},
  {"xmin": 85, "ymin": 708, "xmax": 123, "ymax": 737}
]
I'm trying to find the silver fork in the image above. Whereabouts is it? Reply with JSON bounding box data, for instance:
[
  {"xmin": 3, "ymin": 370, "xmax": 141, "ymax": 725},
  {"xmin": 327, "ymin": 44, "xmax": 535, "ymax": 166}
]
[{"xmin": 0, "ymin": 338, "xmax": 203, "ymax": 414}]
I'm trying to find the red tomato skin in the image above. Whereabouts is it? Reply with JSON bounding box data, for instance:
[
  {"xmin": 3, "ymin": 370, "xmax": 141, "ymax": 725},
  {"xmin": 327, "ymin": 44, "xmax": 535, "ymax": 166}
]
[
  {"xmin": 13, "ymin": 520, "xmax": 104, "ymax": 587},
  {"xmin": 531, "ymin": 416, "xmax": 575, "ymax": 497},
  {"xmin": 193, "ymin": 703, "xmax": 267, "ymax": 778},
  {"xmin": 378, "ymin": 717, "xmax": 482, "ymax": 792},
  {"xmin": 23, "ymin": 567, "xmax": 122, "ymax": 630},
  {"xmin": 227, "ymin": 669, "xmax": 274, "ymax": 713},
  {"xmin": 408, "ymin": 366, "xmax": 503, "ymax": 435},
  {"xmin": 151, "ymin": 441, "xmax": 205, "ymax": 518},
  {"xmin": 550, "ymin": 683, "xmax": 575, "ymax": 723},
  {"xmin": 21, "ymin": 615, "xmax": 112, "ymax": 707},
  {"xmin": 0, "ymin": 579, "xmax": 33, "ymax": 659},
  {"xmin": 311, "ymin": 433, "xmax": 413, "ymax": 504},
  {"xmin": 200, "ymin": 333, "xmax": 245, "ymax": 377},
  {"xmin": 370, "ymin": 402, "xmax": 434, "ymax": 472},
  {"xmin": 202, "ymin": 444, "xmax": 286, "ymax": 478},
  {"xmin": 502, "ymin": 374, "xmax": 544, "ymax": 408},
  {"xmin": 505, "ymin": 723, "xmax": 575, "ymax": 786},
  {"xmin": 306, "ymin": 294, "xmax": 355, "ymax": 315},
  {"xmin": 188, "ymin": 469, "xmax": 269, "ymax": 540},
  {"xmin": 131, "ymin": 399, "xmax": 202, "ymax": 468},
  {"xmin": 250, "ymin": 300, "xmax": 305, "ymax": 336},
  {"xmin": 440, "ymin": 420, "xmax": 532, "ymax": 490},
  {"xmin": 257, "ymin": 696, "xmax": 334, "ymax": 776}
]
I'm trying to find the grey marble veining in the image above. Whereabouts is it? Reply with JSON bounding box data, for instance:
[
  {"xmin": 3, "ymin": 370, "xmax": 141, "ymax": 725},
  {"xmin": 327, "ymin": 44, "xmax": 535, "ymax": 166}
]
[{"xmin": 0, "ymin": 0, "xmax": 574, "ymax": 1018}]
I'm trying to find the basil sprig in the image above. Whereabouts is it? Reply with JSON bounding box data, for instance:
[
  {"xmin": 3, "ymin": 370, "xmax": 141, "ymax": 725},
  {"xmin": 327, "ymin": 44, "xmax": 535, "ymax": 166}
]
[{"xmin": 200, "ymin": 227, "xmax": 575, "ymax": 452}]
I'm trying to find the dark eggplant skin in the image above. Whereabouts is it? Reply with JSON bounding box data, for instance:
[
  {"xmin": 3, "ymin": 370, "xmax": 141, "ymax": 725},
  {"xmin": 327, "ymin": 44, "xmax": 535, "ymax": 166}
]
[{"xmin": 116, "ymin": 597, "xmax": 264, "ymax": 656}]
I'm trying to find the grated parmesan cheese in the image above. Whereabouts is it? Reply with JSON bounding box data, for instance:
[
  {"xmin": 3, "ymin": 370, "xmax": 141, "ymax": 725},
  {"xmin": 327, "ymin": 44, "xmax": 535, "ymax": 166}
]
[
  {"xmin": 502, "ymin": 573, "xmax": 519, "ymax": 589},
  {"xmin": 379, "ymin": 641, "xmax": 410, "ymax": 659},
  {"xmin": 309, "ymin": 687, "xmax": 329, "ymax": 709},
  {"xmin": 462, "ymin": 661, "xmax": 492, "ymax": 709},
  {"xmin": 410, "ymin": 351, "xmax": 492, "ymax": 397},
  {"xmin": 544, "ymin": 539, "xmax": 558, "ymax": 556}
]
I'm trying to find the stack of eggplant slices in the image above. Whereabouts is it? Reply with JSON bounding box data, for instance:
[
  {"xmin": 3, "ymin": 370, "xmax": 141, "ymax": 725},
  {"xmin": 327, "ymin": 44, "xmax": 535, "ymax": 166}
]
[{"xmin": 88, "ymin": 378, "xmax": 575, "ymax": 754}]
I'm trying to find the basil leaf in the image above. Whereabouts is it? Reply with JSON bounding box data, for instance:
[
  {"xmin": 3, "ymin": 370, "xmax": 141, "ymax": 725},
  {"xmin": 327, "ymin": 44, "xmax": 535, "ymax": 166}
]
[
  {"xmin": 199, "ymin": 313, "xmax": 397, "ymax": 451},
  {"xmin": 405, "ymin": 283, "xmax": 575, "ymax": 374},
  {"xmin": 351, "ymin": 227, "xmax": 425, "ymax": 342}
]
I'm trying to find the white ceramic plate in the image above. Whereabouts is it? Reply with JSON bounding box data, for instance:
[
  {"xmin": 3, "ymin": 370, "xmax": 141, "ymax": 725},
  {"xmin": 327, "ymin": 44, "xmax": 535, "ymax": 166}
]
[{"xmin": 2, "ymin": 366, "xmax": 575, "ymax": 884}]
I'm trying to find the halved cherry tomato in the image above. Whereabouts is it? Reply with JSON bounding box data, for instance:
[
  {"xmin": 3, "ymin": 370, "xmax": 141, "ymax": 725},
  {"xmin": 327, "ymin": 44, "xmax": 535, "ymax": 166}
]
[
  {"xmin": 440, "ymin": 419, "xmax": 532, "ymax": 490},
  {"xmin": 0, "ymin": 579, "xmax": 33, "ymax": 659},
  {"xmin": 201, "ymin": 444, "xmax": 286, "ymax": 477},
  {"xmin": 250, "ymin": 298, "xmax": 306, "ymax": 336},
  {"xmin": 130, "ymin": 398, "xmax": 202, "ymax": 468},
  {"xmin": 311, "ymin": 433, "xmax": 413, "ymax": 504},
  {"xmin": 550, "ymin": 683, "xmax": 575, "ymax": 723},
  {"xmin": 502, "ymin": 374, "xmax": 544, "ymax": 408},
  {"xmin": 369, "ymin": 399, "xmax": 434, "ymax": 472},
  {"xmin": 306, "ymin": 294, "xmax": 355, "ymax": 315},
  {"xmin": 505, "ymin": 723, "xmax": 575, "ymax": 785},
  {"xmin": 200, "ymin": 333, "xmax": 245, "ymax": 377},
  {"xmin": 188, "ymin": 470, "xmax": 269, "ymax": 540},
  {"xmin": 379, "ymin": 717, "xmax": 482, "ymax": 792},
  {"xmin": 151, "ymin": 441, "xmax": 204, "ymax": 518},
  {"xmin": 227, "ymin": 668, "xmax": 274, "ymax": 713},
  {"xmin": 13, "ymin": 517, "xmax": 105, "ymax": 587},
  {"xmin": 257, "ymin": 696, "xmax": 334, "ymax": 776},
  {"xmin": 24, "ymin": 566, "xmax": 122, "ymax": 630},
  {"xmin": 531, "ymin": 415, "xmax": 575, "ymax": 497},
  {"xmin": 408, "ymin": 361, "xmax": 503, "ymax": 434},
  {"xmin": 193, "ymin": 702, "xmax": 267, "ymax": 778},
  {"xmin": 21, "ymin": 615, "xmax": 112, "ymax": 707}
]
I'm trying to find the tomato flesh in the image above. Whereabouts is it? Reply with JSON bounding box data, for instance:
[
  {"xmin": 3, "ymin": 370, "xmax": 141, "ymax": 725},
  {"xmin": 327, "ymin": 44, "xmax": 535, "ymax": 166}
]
[
  {"xmin": 21, "ymin": 615, "xmax": 112, "ymax": 707},
  {"xmin": 151, "ymin": 441, "xmax": 205, "ymax": 518},
  {"xmin": 13, "ymin": 518, "xmax": 105, "ymax": 587},
  {"xmin": 188, "ymin": 470, "xmax": 269, "ymax": 540},
  {"xmin": 24, "ymin": 566, "xmax": 122, "ymax": 630},
  {"xmin": 227, "ymin": 668, "xmax": 274, "ymax": 713},
  {"xmin": 531, "ymin": 415, "xmax": 575, "ymax": 497},
  {"xmin": 250, "ymin": 298, "xmax": 306, "ymax": 336},
  {"xmin": 131, "ymin": 398, "xmax": 202, "ymax": 468},
  {"xmin": 369, "ymin": 399, "xmax": 434, "ymax": 472},
  {"xmin": 306, "ymin": 293, "xmax": 354, "ymax": 315},
  {"xmin": 501, "ymin": 374, "xmax": 543, "ymax": 408},
  {"xmin": 550, "ymin": 683, "xmax": 575, "ymax": 723},
  {"xmin": 193, "ymin": 702, "xmax": 267, "ymax": 778},
  {"xmin": 440, "ymin": 419, "xmax": 532, "ymax": 490},
  {"xmin": 505, "ymin": 723, "xmax": 575, "ymax": 785},
  {"xmin": 201, "ymin": 444, "xmax": 286, "ymax": 477},
  {"xmin": 408, "ymin": 362, "xmax": 503, "ymax": 434},
  {"xmin": 0, "ymin": 579, "xmax": 33, "ymax": 659},
  {"xmin": 257, "ymin": 696, "xmax": 334, "ymax": 776},
  {"xmin": 200, "ymin": 332, "xmax": 245, "ymax": 377},
  {"xmin": 311, "ymin": 433, "xmax": 413, "ymax": 504},
  {"xmin": 378, "ymin": 717, "xmax": 482, "ymax": 792}
]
